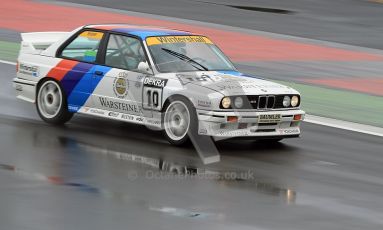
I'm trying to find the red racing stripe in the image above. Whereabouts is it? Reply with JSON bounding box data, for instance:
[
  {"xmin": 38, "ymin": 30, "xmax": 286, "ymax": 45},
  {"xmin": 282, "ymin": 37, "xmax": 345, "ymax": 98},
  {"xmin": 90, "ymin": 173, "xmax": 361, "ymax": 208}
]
[{"xmin": 47, "ymin": 59, "xmax": 79, "ymax": 81}]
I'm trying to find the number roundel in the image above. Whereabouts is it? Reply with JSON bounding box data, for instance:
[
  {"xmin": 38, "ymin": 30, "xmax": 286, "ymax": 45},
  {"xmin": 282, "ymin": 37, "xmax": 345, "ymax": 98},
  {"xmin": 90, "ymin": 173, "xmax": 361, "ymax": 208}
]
[
  {"xmin": 143, "ymin": 87, "xmax": 163, "ymax": 110},
  {"xmin": 142, "ymin": 77, "xmax": 168, "ymax": 111}
]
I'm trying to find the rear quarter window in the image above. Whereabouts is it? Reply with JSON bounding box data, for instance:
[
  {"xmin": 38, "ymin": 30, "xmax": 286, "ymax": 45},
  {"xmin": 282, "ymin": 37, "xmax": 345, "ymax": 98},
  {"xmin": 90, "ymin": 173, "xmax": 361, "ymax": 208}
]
[{"xmin": 60, "ymin": 31, "xmax": 104, "ymax": 63}]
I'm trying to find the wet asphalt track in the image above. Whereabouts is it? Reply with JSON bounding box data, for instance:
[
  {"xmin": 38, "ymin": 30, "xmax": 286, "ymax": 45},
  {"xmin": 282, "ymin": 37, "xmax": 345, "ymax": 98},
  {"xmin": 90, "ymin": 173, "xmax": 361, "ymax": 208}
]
[{"xmin": 1, "ymin": 59, "xmax": 383, "ymax": 230}]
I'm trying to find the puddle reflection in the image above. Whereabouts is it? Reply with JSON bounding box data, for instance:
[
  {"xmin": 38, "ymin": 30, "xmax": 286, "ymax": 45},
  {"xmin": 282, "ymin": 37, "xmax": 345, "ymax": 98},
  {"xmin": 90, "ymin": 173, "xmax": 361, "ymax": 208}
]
[
  {"xmin": 1, "ymin": 125, "xmax": 297, "ymax": 205},
  {"xmin": 65, "ymin": 137, "xmax": 297, "ymax": 204}
]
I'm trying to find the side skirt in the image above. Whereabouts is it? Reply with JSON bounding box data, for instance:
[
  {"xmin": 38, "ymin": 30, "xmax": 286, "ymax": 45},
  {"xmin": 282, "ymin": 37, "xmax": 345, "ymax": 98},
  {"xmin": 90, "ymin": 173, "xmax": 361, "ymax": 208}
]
[{"xmin": 77, "ymin": 106, "xmax": 163, "ymax": 129}]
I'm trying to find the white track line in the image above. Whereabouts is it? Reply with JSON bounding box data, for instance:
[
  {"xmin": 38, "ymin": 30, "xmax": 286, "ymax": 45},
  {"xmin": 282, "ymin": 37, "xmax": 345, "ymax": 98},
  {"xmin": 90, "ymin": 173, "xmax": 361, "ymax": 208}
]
[
  {"xmin": 304, "ymin": 115, "xmax": 383, "ymax": 137},
  {"xmin": 0, "ymin": 60, "xmax": 16, "ymax": 65},
  {"xmin": 1, "ymin": 59, "xmax": 382, "ymax": 137}
]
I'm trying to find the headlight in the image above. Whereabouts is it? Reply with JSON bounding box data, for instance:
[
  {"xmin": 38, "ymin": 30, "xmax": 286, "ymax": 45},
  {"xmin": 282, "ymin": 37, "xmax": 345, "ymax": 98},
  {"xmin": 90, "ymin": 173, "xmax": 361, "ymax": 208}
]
[
  {"xmin": 234, "ymin": 97, "xmax": 243, "ymax": 108},
  {"xmin": 221, "ymin": 97, "xmax": 231, "ymax": 109},
  {"xmin": 282, "ymin": 96, "xmax": 291, "ymax": 107},
  {"xmin": 291, "ymin": 96, "xmax": 299, "ymax": 107}
]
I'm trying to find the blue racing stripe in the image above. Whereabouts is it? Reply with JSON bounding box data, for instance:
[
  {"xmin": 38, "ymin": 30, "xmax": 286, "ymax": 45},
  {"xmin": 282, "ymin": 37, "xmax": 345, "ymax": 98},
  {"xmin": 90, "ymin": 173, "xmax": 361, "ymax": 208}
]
[
  {"xmin": 217, "ymin": 70, "xmax": 242, "ymax": 76},
  {"xmin": 61, "ymin": 62, "xmax": 94, "ymax": 97},
  {"xmin": 111, "ymin": 28, "xmax": 190, "ymax": 39},
  {"xmin": 217, "ymin": 70, "xmax": 263, "ymax": 80},
  {"xmin": 67, "ymin": 65, "xmax": 112, "ymax": 111}
]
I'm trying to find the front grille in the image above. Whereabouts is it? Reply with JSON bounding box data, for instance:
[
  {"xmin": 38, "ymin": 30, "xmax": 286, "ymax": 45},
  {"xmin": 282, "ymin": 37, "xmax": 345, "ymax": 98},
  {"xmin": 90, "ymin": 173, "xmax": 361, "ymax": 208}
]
[
  {"xmin": 244, "ymin": 94, "xmax": 300, "ymax": 110},
  {"xmin": 247, "ymin": 95, "xmax": 258, "ymax": 109},
  {"xmin": 267, "ymin": 96, "xmax": 275, "ymax": 108},
  {"xmin": 258, "ymin": 96, "xmax": 267, "ymax": 108},
  {"xmin": 257, "ymin": 95, "xmax": 275, "ymax": 109}
]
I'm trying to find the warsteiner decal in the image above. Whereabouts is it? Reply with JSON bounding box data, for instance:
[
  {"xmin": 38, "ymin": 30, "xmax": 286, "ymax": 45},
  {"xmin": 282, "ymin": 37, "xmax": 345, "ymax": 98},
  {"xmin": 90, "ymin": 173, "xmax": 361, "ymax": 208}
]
[
  {"xmin": 146, "ymin": 36, "xmax": 213, "ymax": 46},
  {"xmin": 113, "ymin": 72, "xmax": 129, "ymax": 98},
  {"xmin": 99, "ymin": 97, "xmax": 143, "ymax": 114}
]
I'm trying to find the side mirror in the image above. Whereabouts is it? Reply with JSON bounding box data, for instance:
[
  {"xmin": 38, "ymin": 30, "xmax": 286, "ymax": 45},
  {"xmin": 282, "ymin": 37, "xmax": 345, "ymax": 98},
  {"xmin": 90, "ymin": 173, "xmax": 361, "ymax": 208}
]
[{"xmin": 137, "ymin": 61, "xmax": 153, "ymax": 75}]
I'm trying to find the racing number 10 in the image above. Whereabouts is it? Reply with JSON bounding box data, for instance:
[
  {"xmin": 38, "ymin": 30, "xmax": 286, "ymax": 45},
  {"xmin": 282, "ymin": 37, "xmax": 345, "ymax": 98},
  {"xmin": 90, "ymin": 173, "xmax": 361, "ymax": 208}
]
[
  {"xmin": 147, "ymin": 89, "xmax": 159, "ymax": 107},
  {"xmin": 143, "ymin": 87, "xmax": 162, "ymax": 110}
]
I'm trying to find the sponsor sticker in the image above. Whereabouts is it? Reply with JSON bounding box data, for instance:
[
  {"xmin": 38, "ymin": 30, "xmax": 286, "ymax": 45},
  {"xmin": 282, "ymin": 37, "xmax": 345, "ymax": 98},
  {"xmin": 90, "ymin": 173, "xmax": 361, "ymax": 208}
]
[
  {"xmin": 19, "ymin": 63, "xmax": 39, "ymax": 77},
  {"xmin": 79, "ymin": 31, "xmax": 103, "ymax": 40},
  {"xmin": 146, "ymin": 119, "xmax": 161, "ymax": 125},
  {"xmin": 121, "ymin": 114, "xmax": 134, "ymax": 121},
  {"xmin": 113, "ymin": 72, "xmax": 129, "ymax": 99},
  {"xmin": 176, "ymin": 74, "xmax": 213, "ymax": 85},
  {"xmin": 216, "ymin": 130, "xmax": 249, "ymax": 137},
  {"xmin": 176, "ymin": 74, "xmax": 215, "ymax": 85},
  {"xmin": 108, "ymin": 111, "xmax": 119, "ymax": 117},
  {"xmin": 99, "ymin": 97, "xmax": 143, "ymax": 114},
  {"xmin": 279, "ymin": 129, "xmax": 300, "ymax": 134},
  {"xmin": 68, "ymin": 105, "xmax": 80, "ymax": 112},
  {"xmin": 197, "ymin": 100, "xmax": 212, "ymax": 108},
  {"xmin": 146, "ymin": 36, "xmax": 213, "ymax": 46},
  {"xmin": 143, "ymin": 77, "xmax": 167, "ymax": 88},
  {"xmin": 258, "ymin": 114, "xmax": 282, "ymax": 123},
  {"xmin": 89, "ymin": 109, "xmax": 105, "ymax": 115}
]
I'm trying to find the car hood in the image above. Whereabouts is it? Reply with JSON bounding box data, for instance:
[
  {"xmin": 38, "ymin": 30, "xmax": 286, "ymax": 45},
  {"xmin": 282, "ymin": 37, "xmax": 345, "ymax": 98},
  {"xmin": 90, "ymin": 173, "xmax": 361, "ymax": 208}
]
[{"xmin": 169, "ymin": 71, "xmax": 298, "ymax": 95}]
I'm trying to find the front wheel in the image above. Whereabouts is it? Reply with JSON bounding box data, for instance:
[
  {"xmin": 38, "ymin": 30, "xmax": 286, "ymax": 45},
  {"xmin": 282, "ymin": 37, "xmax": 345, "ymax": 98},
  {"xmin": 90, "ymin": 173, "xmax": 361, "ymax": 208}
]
[
  {"xmin": 163, "ymin": 96, "xmax": 197, "ymax": 146},
  {"xmin": 36, "ymin": 79, "xmax": 73, "ymax": 125}
]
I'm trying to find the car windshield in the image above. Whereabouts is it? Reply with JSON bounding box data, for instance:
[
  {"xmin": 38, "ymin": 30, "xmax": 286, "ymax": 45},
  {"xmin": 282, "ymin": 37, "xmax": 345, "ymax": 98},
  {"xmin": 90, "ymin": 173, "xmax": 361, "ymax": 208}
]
[{"xmin": 146, "ymin": 35, "xmax": 236, "ymax": 73}]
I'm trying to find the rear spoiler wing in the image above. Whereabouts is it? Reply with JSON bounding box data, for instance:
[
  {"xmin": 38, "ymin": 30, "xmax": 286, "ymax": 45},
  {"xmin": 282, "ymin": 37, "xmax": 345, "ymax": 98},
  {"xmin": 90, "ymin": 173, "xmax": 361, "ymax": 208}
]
[{"xmin": 20, "ymin": 32, "xmax": 69, "ymax": 54}]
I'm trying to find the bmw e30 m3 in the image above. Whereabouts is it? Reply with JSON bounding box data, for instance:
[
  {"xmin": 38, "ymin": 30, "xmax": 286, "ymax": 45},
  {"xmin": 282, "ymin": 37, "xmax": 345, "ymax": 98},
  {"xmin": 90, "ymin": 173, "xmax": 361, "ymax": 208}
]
[{"xmin": 13, "ymin": 24, "xmax": 305, "ymax": 145}]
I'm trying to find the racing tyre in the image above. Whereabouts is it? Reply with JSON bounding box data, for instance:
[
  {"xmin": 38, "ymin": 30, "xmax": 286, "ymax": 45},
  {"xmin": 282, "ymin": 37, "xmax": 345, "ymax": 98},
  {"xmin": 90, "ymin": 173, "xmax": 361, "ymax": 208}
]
[
  {"xmin": 36, "ymin": 79, "xmax": 73, "ymax": 125},
  {"xmin": 163, "ymin": 96, "xmax": 197, "ymax": 146}
]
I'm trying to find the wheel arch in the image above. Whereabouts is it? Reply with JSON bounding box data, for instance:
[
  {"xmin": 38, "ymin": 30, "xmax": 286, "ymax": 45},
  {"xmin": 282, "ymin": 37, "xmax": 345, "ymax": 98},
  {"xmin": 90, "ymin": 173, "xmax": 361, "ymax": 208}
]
[{"xmin": 161, "ymin": 94, "xmax": 195, "ymax": 113}]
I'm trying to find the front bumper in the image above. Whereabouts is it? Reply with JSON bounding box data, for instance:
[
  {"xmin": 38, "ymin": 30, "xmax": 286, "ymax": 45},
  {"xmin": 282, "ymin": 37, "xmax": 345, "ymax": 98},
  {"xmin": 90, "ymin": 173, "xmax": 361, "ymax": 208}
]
[{"xmin": 197, "ymin": 109, "xmax": 305, "ymax": 139}]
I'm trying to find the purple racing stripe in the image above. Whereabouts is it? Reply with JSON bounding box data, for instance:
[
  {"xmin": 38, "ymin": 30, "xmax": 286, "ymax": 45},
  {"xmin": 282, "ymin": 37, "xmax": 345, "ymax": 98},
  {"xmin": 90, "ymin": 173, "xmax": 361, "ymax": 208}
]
[{"xmin": 60, "ymin": 62, "xmax": 94, "ymax": 97}]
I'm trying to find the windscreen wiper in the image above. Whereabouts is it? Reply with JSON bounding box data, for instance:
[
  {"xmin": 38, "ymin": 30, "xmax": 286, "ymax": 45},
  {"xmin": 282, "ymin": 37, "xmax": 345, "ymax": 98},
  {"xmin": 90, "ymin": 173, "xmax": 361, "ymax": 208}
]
[{"xmin": 161, "ymin": 48, "xmax": 209, "ymax": 71}]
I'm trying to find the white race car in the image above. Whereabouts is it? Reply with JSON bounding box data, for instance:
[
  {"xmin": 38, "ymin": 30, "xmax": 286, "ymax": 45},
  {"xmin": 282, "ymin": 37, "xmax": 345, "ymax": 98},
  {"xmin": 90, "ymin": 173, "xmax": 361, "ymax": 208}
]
[{"xmin": 13, "ymin": 24, "xmax": 304, "ymax": 145}]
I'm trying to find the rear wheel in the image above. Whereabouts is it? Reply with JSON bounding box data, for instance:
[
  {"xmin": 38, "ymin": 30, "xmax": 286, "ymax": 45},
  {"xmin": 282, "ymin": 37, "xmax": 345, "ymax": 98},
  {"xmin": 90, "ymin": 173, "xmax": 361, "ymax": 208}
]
[
  {"xmin": 163, "ymin": 96, "xmax": 197, "ymax": 146},
  {"xmin": 36, "ymin": 79, "xmax": 73, "ymax": 125}
]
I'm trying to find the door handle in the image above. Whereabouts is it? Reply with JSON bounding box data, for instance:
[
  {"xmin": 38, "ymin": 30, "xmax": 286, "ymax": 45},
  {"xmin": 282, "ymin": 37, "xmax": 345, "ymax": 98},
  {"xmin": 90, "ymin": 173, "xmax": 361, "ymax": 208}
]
[{"xmin": 95, "ymin": 71, "xmax": 104, "ymax": 76}]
